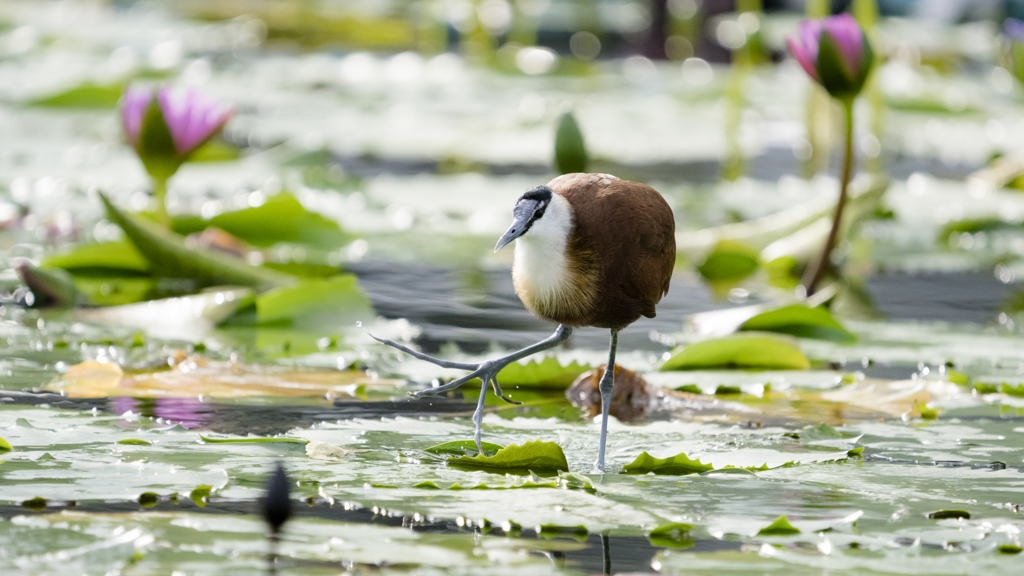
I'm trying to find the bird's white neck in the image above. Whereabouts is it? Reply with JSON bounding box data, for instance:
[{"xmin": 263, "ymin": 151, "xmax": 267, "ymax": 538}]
[{"xmin": 513, "ymin": 194, "xmax": 574, "ymax": 299}]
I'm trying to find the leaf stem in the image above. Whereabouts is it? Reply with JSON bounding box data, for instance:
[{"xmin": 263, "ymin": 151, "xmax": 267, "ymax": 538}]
[
  {"xmin": 803, "ymin": 98, "xmax": 855, "ymax": 296},
  {"xmin": 152, "ymin": 175, "xmax": 169, "ymax": 228}
]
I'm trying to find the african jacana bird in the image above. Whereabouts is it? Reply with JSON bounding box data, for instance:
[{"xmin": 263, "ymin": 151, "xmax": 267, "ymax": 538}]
[{"xmin": 375, "ymin": 173, "xmax": 675, "ymax": 470}]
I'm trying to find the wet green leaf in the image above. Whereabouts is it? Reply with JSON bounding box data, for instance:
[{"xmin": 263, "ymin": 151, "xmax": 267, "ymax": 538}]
[
  {"xmin": 918, "ymin": 403, "xmax": 939, "ymax": 420},
  {"xmin": 975, "ymin": 382, "xmax": 999, "ymax": 395},
  {"xmin": 253, "ymin": 275, "xmax": 371, "ymax": 326},
  {"xmin": 675, "ymin": 384, "xmax": 703, "ymax": 394},
  {"xmin": 739, "ymin": 304, "xmax": 856, "ymax": 343},
  {"xmin": 17, "ymin": 266, "xmax": 84, "ymax": 308},
  {"xmin": 538, "ymin": 524, "xmax": 588, "ymax": 540},
  {"xmin": 554, "ymin": 111, "xmax": 588, "ymax": 174},
  {"xmin": 138, "ymin": 492, "xmax": 159, "ymax": 507},
  {"xmin": 999, "ymin": 544, "xmax": 1023, "ymax": 554},
  {"xmin": 199, "ymin": 435, "xmax": 308, "ymax": 444},
  {"xmin": 448, "ymin": 440, "xmax": 569, "ymax": 472},
  {"xmin": 801, "ymin": 423, "xmax": 842, "ymax": 440},
  {"xmin": 620, "ymin": 451, "xmax": 714, "ymax": 476},
  {"xmin": 648, "ymin": 523, "xmax": 695, "ymax": 548},
  {"xmin": 1001, "ymin": 383, "xmax": 1024, "ymax": 397},
  {"xmin": 660, "ymin": 334, "xmax": 810, "ymax": 371},
  {"xmin": 173, "ymin": 192, "xmax": 350, "ymax": 249},
  {"xmin": 0, "ymin": 436, "xmax": 12, "ymax": 453},
  {"xmin": 414, "ymin": 480, "xmax": 442, "ymax": 489},
  {"xmin": 30, "ymin": 82, "xmax": 124, "ymax": 108},
  {"xmin": 21, "ymin": 497, "xmax": 47, "ymax": 511},
  {"xmin": 757, "ymin": 516, "xmax": 800, "ymax": 536},
  {"xmin": 696, "ymin": 240, "xmax": 760, "ymax": 282},
  {"xmin": 714, "ymin": 385, "xmax": 742, "ymax": 395},
  {"xmin": 189, "ymin": 138, "xmax": 241, "ymax": 163},
  {"xmin": 495, "ymin": 357, "xmax": 592, "ymax": 389},
  {"xmin": 847, "ymin": 447, "xmax": 864, "ymax": 457},
  {"xmin": 928, "ymin": 510, "xmax": 970, "ymax": 520},
  {"xmin": 43, "ymin": 241, "xmax": 150, "ymax": 275},
  {"xmin": 423, "ymin": 440, "xmax": 504, "ymax": 457},
  {"xmin": 947, "ymin": 370, "xmax": 970, "ymax": 386},
  {"xmin": 189, "ymin": 485, "xmax": 212, "ymax": 507},
  {"xmin": 117, "ymin": 439, "xmax": 151, "ymax": 446},
  {"xmin": 100, "ymin": 192, "xmax": 290, "ymax": 291}
]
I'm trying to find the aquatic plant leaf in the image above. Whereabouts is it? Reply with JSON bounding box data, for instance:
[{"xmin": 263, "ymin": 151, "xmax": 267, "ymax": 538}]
[
  {"xmin": 847, "ymin": 447, "xmax": 864, "ymax": 457},
  {"xmin": 415, "ymin": 481, "xmax": 441, "ymax": 489},
  {"xmin": 173, "ymin": 192, "xmax": 349, "ymax": 248},
  {"xmin": 620, "ymin": 451, "xmax": 714, "ymax": 476},
  {"xmin": 947, "ymin": 370, "xmax": 970, "ymax": 386},
  {"xmin": 30, "ymin": 82, "xmax": 124, "ymax": 108},
  {"xmin": 648, "ymin": 523, "xmax": 695, "ymax": 548},
  {"xmin": 495, "ymin": 357, "xmax": 592, "ymax": 389},
  {"xmin": 200, "ymin": 435, "xmax": 308, "ymax": 444},
  {"xmin": 43, "ymin": 241, "xmax": 150, "ymax": 275},
  {"xmin": 190, "ymin": 485, "xmax": 212, "ymax": 507},
  {"xmin": 538, "ymin": 524, "xmax": 588, "ymax": 540},
  {"xmin": 188, "ymin": 138, "xmax": 241, "ymax": 163},
  {"xmin": 17, "ymin": 266, "xmax": 84, "ymax": 308},
  {"xmin": 696, "ymin": 240, "xmax": 760, "ymax": 282},
  {"xmin": 1001, "ymin": 383, "xmax": 1024, "ymax": 397},
  {"xmin": 660, "ymin": 334, "xmax": 810, "ymax": 371},
  {"xmin": 757, "ymin": 516, "xmax": 800, "ymax": 536},
  {"xmin": 99, "ymin": 192, "xmax": 290, "ymax": 291},
  {"xmin": 253, "ymin": 275, "xmax": 371, "ymax": 326},
  {"xmin": 305, "ymin": 440, "xmax": 358, "ymax": 461},
  {"xmin": 22, "ymin": 497, "xmax": 47, "ymax": 511},
  {"xmin": 423, "ymin": 440, "xmax": 504, "ymax": 457},
  {"xmin": 739, "ymin": 304, "xmax": 856, "ymax": 343},
  {"xmin": 116, "ymin": 439, "xmax": 151, "ymax": 446},
  {"xmin": 800, "ymin": 423, "xmax": 842, "ymax": 440},
  {"xmin": 448, "ymin": 440, "xmax": 569, "ymax": 472},
  {"xmin": 918, "ymin": 403, "xmax": 939, "ymax": 419},
  {"xmin": 0, "ymin": 436, "xmax": 12, "ymax": 453},
  {"xmin": 999, "ymin": 544, "xmax": 1023, "ymax": 554},
  {"xmin": 928, "ymin": 510, "xmax": 970, "ymax": 520},
  {"xmin": 554, "ymin": 111, "xmax": 588, "ymax": 174},
  {"xmin": 138, "ymin": 492, "xmax": 159, "ymax": 507}
]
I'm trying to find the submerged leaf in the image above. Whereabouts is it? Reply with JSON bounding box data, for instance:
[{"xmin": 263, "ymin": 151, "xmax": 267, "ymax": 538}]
[
  {"xmin": 99, "ymin": 192, "xmax": 290, "ymax": 291},
  {"xmin": 757, "ymin": 516, "xmax": 801, "ymax": 536},
  {"xmin": 648, "ymin": 523, "xmax": 695, "ymax": 548},
  {"xmin": 660, "ymin": 334, "xmax": 810, "ymax": 371},
  {"xmin": 739, "ymin": 304, "xmax": 856, "ymax": 343},
  {"xmin": 621, "ymin": 451, "xmax": 714, "ymax": 476},
  {"xmin": 190, "ymin": 485, "xmax": 213, "ymax": 507},
  {"xmin": 423, "ymin": 440, "xmax": 504, "ymax": 457},
  {"xmin": 928, "ymin": 510, "xmax": 970, "ymax": 520},
  {"xmin": 117, "ymin": 439, "xmax": 152, "ymax": 446},
  {"xmin": 448, "ymin": 440, "xmax": 569, "ymax": 472},
  {"xmin": 200, "ymin": 435, "xmax": 308, "ymax": 444},
  {"xmin": 496, "ymin": 357, "xmax": 592, "ymax": 389}
]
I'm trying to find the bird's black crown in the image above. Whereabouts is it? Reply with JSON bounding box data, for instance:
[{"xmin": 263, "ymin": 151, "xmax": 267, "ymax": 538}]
[{"xmin": 520, "ymin": 186, "xmax": 553, "ymax": 203}]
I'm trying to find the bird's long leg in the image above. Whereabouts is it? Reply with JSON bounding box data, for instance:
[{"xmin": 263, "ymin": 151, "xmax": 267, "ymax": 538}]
[
  {"xmin": 594, "ymin": 329, "xmax": 619, "ymax": 472},
  {"xmin": 373, "ymin": 324, "xmax": 573, "ymax": 453}
]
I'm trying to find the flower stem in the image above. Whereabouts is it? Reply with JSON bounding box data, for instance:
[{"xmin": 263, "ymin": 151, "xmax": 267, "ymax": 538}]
[
  {"xmin": 803, "ymin": 98, "xmax": 854, "ymax": 296},
  {"xmin": 152, "ymin": 175, "xmax": 169, "ymax": 228}
]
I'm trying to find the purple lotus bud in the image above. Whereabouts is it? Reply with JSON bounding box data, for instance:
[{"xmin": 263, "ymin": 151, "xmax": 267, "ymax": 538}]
[
  {"xmin": 787, "ymin": 14, "xmax": 874, "ymax": 101},
  {"xmin": 119, "ymin": 85, "xmax": 233, "ymax": 180},
  {"xmin": 1002, "ymin": 19, "xmax": 1024, "ymax": 86}
]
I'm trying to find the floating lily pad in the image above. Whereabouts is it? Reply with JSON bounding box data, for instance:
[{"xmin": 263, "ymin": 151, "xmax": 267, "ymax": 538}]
[
  {"xmin": 621, "ymin": 451, "xmax": 714, "ymax": 476},
  {"xmin": 423, "ymin": 440, "xmax": 504, "ymax": 457},
  {"xmin": 189, "ymin": 485, "xmax": 213, "ymax": 507},
  {"xmin": 30, "ymin": 82, "xmax": 124, "ymax": 108},
  {"xmin": 0, "ymin": 436, "xmax": 12, "ymax": 453},
  {"xmin": 253, "ymin": 275, "xmax": 371, "ymax": 326},
  {"xmin": 660, "ymin": 334, "xmax": 810, "ymax": 371},
  {"xmin": 448, "ymin": 440, "xmax": 569, "ymax": 472},
  {"xmin": 696, "ymin": 240, "xmax": 760, "ymax": 282},
  {"xmin": 537, "ymin": 524, "xmax": 588, "ymax": 540},
  {"xmin": 22, "ymin": 497, "xmax": 47, "ymax": 511},
  {"xmin": 116, "ymin": 439, "xmax": 151, "ymax": 446},
  {"xmin": 199, "ymin": 435, "xmax": 308, "ymax": 444},
  {"xmin": 138, "ymin": 492, "xmax": 159, "ymax": 507},
  {"xmin": 999, "ymin": 544, "xmax": 1023, "ymax": 554},
  {"xmin": 494, "ymin": 357, "xmax": 592, "ymax": 389},
  {"xmin": 739, "ymin": 304, "xmax": 856, "ymax": 343},
  {"xmin": 928, "ymin": 510, "xmax": 970, "ymax": 520},
  {"xmin": 757, "ymin": 516, "xmax": 800, "ymax": 536},
  {"xmin": 648, "ymin": 523, "xmax": 695, "ymax": 548}
]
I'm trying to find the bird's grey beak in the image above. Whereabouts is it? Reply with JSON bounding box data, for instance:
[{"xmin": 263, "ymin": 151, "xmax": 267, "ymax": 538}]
[{"xmin": 494, "ymin": 199, "xmax": 539, "ymax": 252}]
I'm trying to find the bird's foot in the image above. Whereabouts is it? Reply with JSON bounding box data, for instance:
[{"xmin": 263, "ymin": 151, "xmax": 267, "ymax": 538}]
[{"xmin": 370, "ymin": 325, "xmax": 573, "ymax": 453}]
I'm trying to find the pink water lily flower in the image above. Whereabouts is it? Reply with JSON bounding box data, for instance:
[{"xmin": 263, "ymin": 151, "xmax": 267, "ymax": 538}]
[
  {"xmin": 120, "ymin": 85, "xmax": 233, "ymax": 159},
  {"xmin": 787, "ymin": 13, "xmax": 873, "ymax": 101}
]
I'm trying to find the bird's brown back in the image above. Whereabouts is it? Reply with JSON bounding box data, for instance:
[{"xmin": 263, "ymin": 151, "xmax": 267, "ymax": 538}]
[{"xmin": 548, "ymin": 173, "xmax": 676, "ymax": 331}]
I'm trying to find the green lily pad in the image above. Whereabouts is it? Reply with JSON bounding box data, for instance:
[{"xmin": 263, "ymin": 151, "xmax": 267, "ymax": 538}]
[
  {"xmin": 423, "ymin": 440, "xmax": 504, "ymax": 457},
  {"xmin": 999, "ymin": 544, "xmax": 1023, "ymax": 554},
  {"xmin": 199, "ymin": 435, "xmax": 308, "ymax": 444},
  {"xmin": 173, "ymin": 192, "xmax": 349, "ymax": 249},
  {"xmin": 414, "ymin": 480, "xmax": 442, "ymax": 489},
  {"xmin": 660, "ymin": 334, "xmax": 810, "ymax": 371},
  {"xmin": 448, "ymin": 440, "xmax": 569, "ymax": 472},
  {"xmin": 697, "ymin": 240, "xmax": 760, "ymax": 282},
  {"xmin": 739, "ymin": 304, "xmax": 856, "ymax": 343},
  {"xmin": 847, "ymin": 447, "xmax": 864, "ymax": 457},
  {"xmin": 538, "ymin": 524, "xmax": 588, "ymax": 540},
  {"xmin": 494, "ymin": 357, "xmax": 592, "ymax": 389},
  {"xmin": 554, "ymin": 111, "xmax": 588, "ymax": 175},
  {"xmin": 918, "ymin": 403, "xmax": 939, "ymax": 420},
  {"xmin": 253, "ymin": 275, "xmax": 371, "ymax": 326},
  {"xmin": 99, "ymin": 192, "xmax": 291, "ymax": 292},
  {"xmin": 189, "ymin": 138, "xmax": 241, "ymax": 163},
  {"xmin": 117, "ymin": 439, "xmax": 152, "ymax": 446},
  {"xmin": 22, "ymin": 497, "xmax": 47, "ymax": 512},
  {"xmin": 138, "ymin": 492, "xmax": 159, "ymax": 507},
  {"xmin": 43, "ymin": 241, "xmax": 150, "ymax": 275},
  {"xmin": 30, "ymin": 82, "xmax": 124, "ymax": 108},
  {"xmin": 757, "ymin": 516, "xmax": 800, "ymax": 536},
  {"xmin": 621, "ymin": 451, "xmax": 714, "ymax": 476},
  {"xmin": 648, "ymin": 523, "xmax": 695, "ymax": 548},
  {"xmin": 0, "ymin": 436, "xmax": 12, "ymax": 453},
  {"xmin": 928, "ymin": 510, "xmax": 970, "ymax": 520},
  {"xmin": 190, "ymin": 485, "xmax": 213, "ymax": 507},
  {"xmin": 1001, "ymin": 383, "xmax": 1024, "ymax": 397}
]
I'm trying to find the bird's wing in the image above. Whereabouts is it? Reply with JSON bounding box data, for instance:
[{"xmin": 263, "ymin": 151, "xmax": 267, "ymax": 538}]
[{"xmin": 616, "ymin": 184, "xmax": 676, "ymax": 318}]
